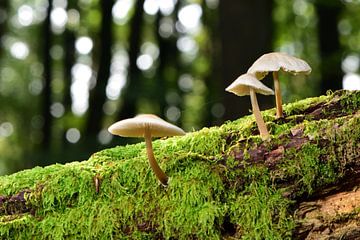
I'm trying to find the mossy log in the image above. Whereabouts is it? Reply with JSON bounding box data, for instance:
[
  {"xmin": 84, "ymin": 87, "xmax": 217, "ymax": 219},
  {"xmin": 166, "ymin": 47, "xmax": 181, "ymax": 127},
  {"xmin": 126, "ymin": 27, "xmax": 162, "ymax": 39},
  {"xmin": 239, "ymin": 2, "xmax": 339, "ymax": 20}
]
[{"xmin": 0, "ymin": 90, "xmax": 359, "ymax": 239}]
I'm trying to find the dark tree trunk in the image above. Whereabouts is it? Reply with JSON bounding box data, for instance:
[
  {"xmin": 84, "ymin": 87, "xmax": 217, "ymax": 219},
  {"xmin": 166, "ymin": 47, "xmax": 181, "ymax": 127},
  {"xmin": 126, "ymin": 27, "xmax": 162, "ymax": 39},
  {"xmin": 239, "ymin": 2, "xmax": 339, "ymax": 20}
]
[
  {"xmin": 85, "ymin": 0, "xmax": 114, "ymax": 138},
  {"xmin": 62, "ymin": 2, "xmax": 77, "ymax": 146},
  {"xmin": 315, "ymin": 1, "xmax": 344, "ymax": 93},
  {"xmin": 116, "ymin": 0, "xmax": 145, "ymax": 120},
  {"xmin": 41, "ymin": 0, "xmax": 53, "ymax": 150},
  {"xmin": 154, "ymin": 13, "xmax": 171, "ymax": 119},
  {"xmin": 0, "ymin": 0, "xmax": 8, "ymax": 59},
  {"xmin": 202, "ymin": 1, "xmax": 222, "ymax": 126},
  {"xmin": 154, "ymin": 2, "xmax": 181, "ymax": 121},
  {"xmin": 219, "ymin": 0, "xmax": 274, "ymax": 121}
]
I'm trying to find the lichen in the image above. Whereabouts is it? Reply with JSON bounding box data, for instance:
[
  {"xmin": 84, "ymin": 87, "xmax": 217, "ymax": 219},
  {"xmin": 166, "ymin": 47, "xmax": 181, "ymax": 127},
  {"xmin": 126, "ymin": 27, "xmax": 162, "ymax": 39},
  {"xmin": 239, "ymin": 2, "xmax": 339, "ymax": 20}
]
[{"xmin": 0, "ymin": 90, "xmax": 359, "ymax": 239}]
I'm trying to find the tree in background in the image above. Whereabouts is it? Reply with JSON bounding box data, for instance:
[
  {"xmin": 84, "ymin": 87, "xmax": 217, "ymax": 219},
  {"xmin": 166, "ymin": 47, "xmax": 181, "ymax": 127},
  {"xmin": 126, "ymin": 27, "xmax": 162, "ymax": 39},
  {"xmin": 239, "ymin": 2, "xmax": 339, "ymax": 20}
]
[
  {"xmin": 219, "ymin": 0, "xmax": 274, "ymax": 120},
  {"xmin": 315, "ymin": 0, "xmax": 344, "ymax": 93},
  {"xmin": 85, "ymin": 0, "xmax": 114, "ymax": 142},
  {"xmin": 116, "ymin": 0, "xmax": 145, "ymax": 121},
  {"xmin": 41, "ymin": 0, "xmax": 53, "ymax": 150}
]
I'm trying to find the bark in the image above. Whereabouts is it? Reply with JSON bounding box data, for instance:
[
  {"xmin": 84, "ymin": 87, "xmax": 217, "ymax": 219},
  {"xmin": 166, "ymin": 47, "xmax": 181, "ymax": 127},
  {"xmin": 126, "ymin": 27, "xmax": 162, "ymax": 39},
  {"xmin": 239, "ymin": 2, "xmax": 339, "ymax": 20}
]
[
  {"xmin": 41, "ymin": 0, "xmax": 53, "ymax": 150},
  {"xmin": 315, "ymin": 1, "xmax": 344, "ymax": 93},
  {"xmin": 85, "ymin": 0, "xmax": 114, "ymax": 138},
  {"xmin": 219, "ymin": 0, "xmax": 274, "ymax": 121},
  {"xmin": 0, "ymin": 90, "xmax": 359, "ymax": 239},
  {"xmin": 116, "ymin": 0, "xmax": 145, "ymax": 120}
]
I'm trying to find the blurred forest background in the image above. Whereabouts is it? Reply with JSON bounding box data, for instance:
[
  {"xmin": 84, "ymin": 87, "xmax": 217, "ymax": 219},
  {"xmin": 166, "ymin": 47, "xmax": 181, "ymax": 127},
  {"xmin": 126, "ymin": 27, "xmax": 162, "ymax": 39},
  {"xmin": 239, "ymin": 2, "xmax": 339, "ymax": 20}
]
[{"xmin": 0, "ymin": 0, "xmax": 360, "ymax": 175}]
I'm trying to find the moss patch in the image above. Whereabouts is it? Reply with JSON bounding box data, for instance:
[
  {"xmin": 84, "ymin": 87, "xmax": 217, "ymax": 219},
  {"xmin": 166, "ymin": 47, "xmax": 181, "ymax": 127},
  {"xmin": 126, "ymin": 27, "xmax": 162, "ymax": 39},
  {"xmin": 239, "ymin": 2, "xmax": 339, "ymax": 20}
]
[{"xmin": 0, "ymin": 90, "xmax": 359, "ymax": 239}]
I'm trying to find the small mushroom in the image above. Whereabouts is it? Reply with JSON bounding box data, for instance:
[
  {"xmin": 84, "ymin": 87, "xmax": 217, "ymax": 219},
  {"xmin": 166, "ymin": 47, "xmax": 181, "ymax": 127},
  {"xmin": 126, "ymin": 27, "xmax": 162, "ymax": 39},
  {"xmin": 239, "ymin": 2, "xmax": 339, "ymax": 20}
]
[
  {"xmin": 225, "ymin": 73, "xmax": 274, "ymax": 140},
  {"xmin": 108, "ymin": 114, "xmax": 185, "ymax": 186},
  {"xmin": 247, "ymin": 52, "xmax": 311, "ymax": 118}
]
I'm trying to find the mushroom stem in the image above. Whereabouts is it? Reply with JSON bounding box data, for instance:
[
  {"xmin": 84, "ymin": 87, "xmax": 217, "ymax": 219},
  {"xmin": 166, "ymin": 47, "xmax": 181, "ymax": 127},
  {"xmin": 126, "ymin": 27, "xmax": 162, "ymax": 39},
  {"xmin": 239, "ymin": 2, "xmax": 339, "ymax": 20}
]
[
  {"xmin": 144, "ymin": 127, "xmax": 169, "ymax": 186},
  {"xmin": 273, "ymin": 71, "xmax": 283, "ymax": 118},
  {"xmin": 249, "ymin": 88, "xmax": 270, "ymax": 139}
]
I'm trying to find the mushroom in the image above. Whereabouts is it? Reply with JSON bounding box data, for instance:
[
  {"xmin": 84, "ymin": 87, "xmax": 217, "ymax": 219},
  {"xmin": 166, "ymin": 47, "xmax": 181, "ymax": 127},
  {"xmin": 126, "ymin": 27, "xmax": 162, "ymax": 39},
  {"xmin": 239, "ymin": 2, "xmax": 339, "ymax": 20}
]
[
  {"xmin": 108, "ymin": 114, "xmax": 185, "ymax": 186},
  {"xmin": 225, "ymin": 73, "xmax": 274, "ymax": 140},
  {"xmin": 247, "ymin": 52, "xmax": 311, "ymax": 118}
]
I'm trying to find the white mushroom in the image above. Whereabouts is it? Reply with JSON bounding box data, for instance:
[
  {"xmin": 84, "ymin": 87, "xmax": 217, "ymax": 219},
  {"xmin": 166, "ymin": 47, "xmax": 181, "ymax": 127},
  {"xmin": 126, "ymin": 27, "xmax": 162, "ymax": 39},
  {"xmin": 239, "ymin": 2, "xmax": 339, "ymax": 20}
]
[
  {"xmin": 248, "ymin": 52, "xmax": 311, "ymax": 118},
  {"xmin": 226, "ymin": 73, "xmax": 274, "ymax": 140},
  {"xmin": 108, "ymin": 114, "xmax": 186, "ymax": 186}
]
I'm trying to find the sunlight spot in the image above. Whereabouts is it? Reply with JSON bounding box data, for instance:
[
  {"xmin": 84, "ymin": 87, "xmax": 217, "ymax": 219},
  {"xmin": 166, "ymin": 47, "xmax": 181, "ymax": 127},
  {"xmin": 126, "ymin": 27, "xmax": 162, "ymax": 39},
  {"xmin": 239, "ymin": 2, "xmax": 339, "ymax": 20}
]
[
  {"xmin": 111, "ymin": 51, "xmax": 129, "ymax": 74},
  {"xmin": 106, "ymin": 73, "xmax": 126, "ymax": 100},
  {"xmin": 141, "ymin": 42, "xmax": 159, "ymax": 59},
  {"xmin": 343, "ymin": 73, "xmax": 360, "ymax": 90},
  {"xmin": 178, "ymin": 4, "xmax": 202, "ymax": 32},
  {"xmin": 158, "ymin": 0, "xmax": 176, "ymax": 16},
  {"xmin": 136, "ymin": 54, "xmax": 153, "ymax": 71},
  {"xmin": 76, "ymin": 37, "xmax": 93, "ymax": 55},
  {"xmin": 10, "ymin": 41, "xmax": 29, "ymax": 60},
  {"xmin": 159, "ymin": 17, "xmax": 174, "ymax": 38},
  {"xmin": 342, "ymin": 54, "xmax": 359, "ymax": 73},
  {"xmin": 113, "ymin": 0, "xmax": 133, "ymax": 24},
  {"xmin": 178, "ymin": 74, "xmax": 193, "ymax": 92},
  {"xmin": 50, "ymin": 102, "xmax": 65, "ymax": 118},
  {"xmin": 66, "ymin": 128, "xmax": 81, "ymax": 143},
  {"xmin": 0, "ymin": 122, "xmax": 14, "ymax": 138},
  {"xmin": 71, "ymin": 63, "xmax": 93, "ymax": 115},
  {"xmin": 293, "ymin": 0, "xmax": 308, "ymax": 16},
  {"xmin": 51, "ymin": 7, "xmax": 67, "ymax": 32},
  {"xmin": 144, "ymin": 0, "xmax": 176, "ymax": 16},
  {"xmin": 28, "ymin": 79, "xmax": 43, "ymax": 95},
  {"xmin": 67, "ymin": 9, "xmax": 80, "ymax": 27},
  {"xmin": 98, "ymin": 129, "xmax": 113, "ymax": 145},
  {"xmin": 166, "ymin": 106, "xmax": 181, "ymax": 122},
  {"xmin": 177, "ymin": 36, "xmax": 198, "ymax": 53},
  {"xmin": 144, "ymin": 0, "xmax": 159, "ymax": 15},
  {"xmin": 18, "ymin": 5, "xmax": 34, "ymax": 26},
  {"xmin": 205, "ymin": 0, "xmax": 219, "ymax": 9},
  {"xmin": 53, "ymin": 0, "xmax": 67, "ymax": 8}
]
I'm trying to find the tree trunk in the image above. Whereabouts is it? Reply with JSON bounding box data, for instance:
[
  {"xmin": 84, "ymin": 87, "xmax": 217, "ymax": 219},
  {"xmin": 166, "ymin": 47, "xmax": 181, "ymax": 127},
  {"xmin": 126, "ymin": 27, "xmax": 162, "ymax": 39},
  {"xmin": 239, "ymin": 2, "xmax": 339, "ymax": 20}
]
[
  {"xmin": 41, "ymin": 0, "xmax": 53, "ymax": 150},
  {"xmin": 62, "ymin": 2, "xmax": 77, "ymax": 146},
  {"xmin": 154, "ymin": 2, "xmax": 181, "ymax": 122},
  {"xmin": 116, "ymin": 0, "xmax": 145, "ymax": 120},
  {"xmin": 202, "ymin": 1, "xmax": 223, "ymax": 126},
  {"xmin": 85, "ymin": 0, "xmax": 114, "ymax": 139},
  {"xmin": 219, "ymin": 0, "xmax": 274, "ymax": 121},
  {"xmin": 0, "ymin": 90, "xmax": 359, "ymax": 239},
  {"xmin": 0, "ymin": 0, "xmax": 8, "ymax": 59},
  {"xmin": 315, "ymin": 1, "xmax": 344, "ymax": 93}
]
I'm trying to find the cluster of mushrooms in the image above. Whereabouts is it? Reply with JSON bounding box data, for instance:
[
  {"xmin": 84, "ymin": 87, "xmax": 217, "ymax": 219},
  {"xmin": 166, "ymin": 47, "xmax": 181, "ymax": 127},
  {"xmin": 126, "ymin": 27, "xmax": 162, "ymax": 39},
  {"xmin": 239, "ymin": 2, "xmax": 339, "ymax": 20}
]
[{"xmin": 108, "ymin": 52, "xmax": 311, "ymax": 186}]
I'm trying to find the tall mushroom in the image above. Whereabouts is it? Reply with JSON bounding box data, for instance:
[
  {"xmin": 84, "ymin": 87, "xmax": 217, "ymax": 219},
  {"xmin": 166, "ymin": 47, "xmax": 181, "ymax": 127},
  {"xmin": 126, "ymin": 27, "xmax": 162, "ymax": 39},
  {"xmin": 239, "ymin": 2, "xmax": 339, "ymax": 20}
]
[
  {"xmin": 247, "ymin": 52, "xmax": 311, "ymax": 118},
  {"xmin": 108, "ymin": 114, "xmax": 186, "ymax": 186},
  {"xmin": 225, "ymin": 73, "xmax": 274, "ymax": 140}
]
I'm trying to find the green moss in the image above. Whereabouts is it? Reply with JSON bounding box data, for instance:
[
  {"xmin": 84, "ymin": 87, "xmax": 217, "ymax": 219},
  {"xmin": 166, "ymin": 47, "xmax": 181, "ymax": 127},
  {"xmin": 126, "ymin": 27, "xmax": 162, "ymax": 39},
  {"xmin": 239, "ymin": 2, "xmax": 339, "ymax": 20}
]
[
  {"xmin": 229, "ymin": 167, "xmax": 294, "ymax": 239},
  {"xmin": 0, "ymin": 90, "xmax": 359, "ymax": 239}
]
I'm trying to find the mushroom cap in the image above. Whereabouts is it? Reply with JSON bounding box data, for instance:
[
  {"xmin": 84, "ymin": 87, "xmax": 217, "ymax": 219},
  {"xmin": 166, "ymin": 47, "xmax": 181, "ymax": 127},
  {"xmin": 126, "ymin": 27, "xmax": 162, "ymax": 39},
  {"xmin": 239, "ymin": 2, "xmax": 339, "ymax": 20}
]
[
  {"xmin": 247, "ymin": 52, "xmax": 312, "ymax": 79},
  {"xmin": 108, "ymin": 114, "xmax": 186, "ymax": 138},
  {"xmin": 225, "ymin": 73, "xmax": 274, "ymax": 96}
]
